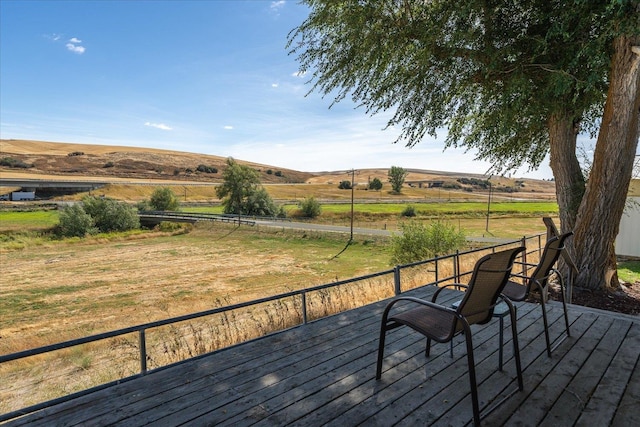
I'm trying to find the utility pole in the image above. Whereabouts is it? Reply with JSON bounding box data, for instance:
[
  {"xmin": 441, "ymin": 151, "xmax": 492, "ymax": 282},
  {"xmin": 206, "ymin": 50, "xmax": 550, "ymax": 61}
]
[
  {"xmin": 350, "ymin": 169, "xmax": 355, "ymax": 241},
  {"xmin": 485, "ymin": 178, "xmax": 492, "ymax": 232}
]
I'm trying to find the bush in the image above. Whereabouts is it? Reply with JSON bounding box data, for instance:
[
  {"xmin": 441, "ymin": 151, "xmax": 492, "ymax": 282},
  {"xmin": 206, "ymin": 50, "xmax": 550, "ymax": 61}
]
[
  {"xmin": 81, "ymin": 196, "xmax": 140, "ymax": 232},
  {"xmin": 0, "ymin": 157, "xmax": 33, "ymax": 168},
  {"xmin": 196, "ymin": 164, "xmax": 218, "ymax": 174},
  {"xmin": 401, "ymin": 205, "xmax": 416, "ymax": 217},
  {"xmin": 338, "ymin": 180, "xmax": 352, "ymax": 190},
  {"xmin": 103, "ymin": 161, "xmax": 115, "ymax": 168},
  {"xmin": 242, "ymin": 187, "xmax": 279, "ymax": 216},
  {"xmin": 149, "ymin": 187, "xmax": 180, "ymax": 211},
  {"xmin": 390, "ymin": 220, "xmax": 466, "ymax": 265},
  {"xmin": 369, "ymin": 177, "xmax": 383, "ymax": 191},
  {"xmin": 299, "ymin": 196, "xmax": 322, "ymax": 218},
  {"xmin": 57, "ymin": 204, "xmax": 97, "ymax": 237}
]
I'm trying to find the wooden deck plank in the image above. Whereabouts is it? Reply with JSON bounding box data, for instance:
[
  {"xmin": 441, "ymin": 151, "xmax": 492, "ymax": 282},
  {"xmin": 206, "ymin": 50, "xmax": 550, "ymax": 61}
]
[
  {"xmin": 399, "ymin": 304, "xmax": 567, "ymax": 427},
  {"xmin": 275, "ymin": 298, "xmax": 541, "ymax": 426},
  {"xmin": 576, "ymin": 319, "xmax": 640, "ymax": 427},
  {"xmin": 481, "ymin": 310, "xmax": 601, "ymax": 426},
  {"xmin": 2, "ymin": 289, "xmax": 638, "ymax": 427},
  {"xmin": 539, "ymin": 317, "xmax": 633, "ymax": 427},
  {"xmin": 164, "ymin": 290, "xmax": 464, "ymax": 426}
]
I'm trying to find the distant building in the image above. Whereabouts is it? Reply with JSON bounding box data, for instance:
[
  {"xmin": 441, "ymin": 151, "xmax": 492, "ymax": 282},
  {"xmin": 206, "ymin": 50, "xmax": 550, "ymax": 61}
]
[{"xmin": 616, "ymin": 179, "xmax": 640, "ymax": 258}]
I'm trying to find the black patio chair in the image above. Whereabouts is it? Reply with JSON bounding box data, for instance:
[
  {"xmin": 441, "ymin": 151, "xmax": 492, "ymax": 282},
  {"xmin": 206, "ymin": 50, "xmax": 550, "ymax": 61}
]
[
  {"xmin": 502, "ymin": 231, "xmax": 573, "ymax": 357},
  {"xmin": 376, "ymin": 246, "xmax": 525, "ymax": 427}
]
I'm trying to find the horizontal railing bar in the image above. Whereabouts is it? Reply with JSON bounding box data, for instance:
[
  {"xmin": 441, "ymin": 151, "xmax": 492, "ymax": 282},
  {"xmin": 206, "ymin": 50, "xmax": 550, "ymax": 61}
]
[{"xmin": 0, "ymin": 268, "xmax": 396, "ymax": 364}]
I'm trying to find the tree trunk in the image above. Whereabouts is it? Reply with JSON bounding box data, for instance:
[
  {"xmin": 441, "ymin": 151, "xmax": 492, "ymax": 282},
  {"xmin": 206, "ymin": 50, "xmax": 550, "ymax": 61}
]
[
  {"xmin": 573, "ymin": 35, "xmax": 640, "ymax": 291},
  {"xmin": 548, "ymin": 112, "xmax": 585, "ymax": 233}
]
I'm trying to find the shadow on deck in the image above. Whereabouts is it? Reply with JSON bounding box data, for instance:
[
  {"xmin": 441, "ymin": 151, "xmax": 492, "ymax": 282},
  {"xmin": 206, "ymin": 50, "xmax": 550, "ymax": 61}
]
[{"xmin": 3, "ymin": 285, "xmax": 639, "ymax": 426}]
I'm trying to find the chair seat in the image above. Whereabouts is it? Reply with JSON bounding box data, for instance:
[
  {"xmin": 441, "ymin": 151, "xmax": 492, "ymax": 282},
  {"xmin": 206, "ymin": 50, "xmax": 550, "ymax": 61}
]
[
  {"xmin": 390, "ymin": 306, "xmax": 457, "ymax": 342},
  {"xmin": 502, "ymin": 280, "xmax": 528, "ymax": 301}
]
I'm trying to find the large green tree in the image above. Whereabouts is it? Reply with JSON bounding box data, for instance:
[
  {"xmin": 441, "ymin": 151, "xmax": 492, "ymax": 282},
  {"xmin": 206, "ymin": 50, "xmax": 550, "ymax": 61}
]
[
  {"xmin": 289, "ymin": 0, "xmax": 640, "ymax": 291},
  {"xmin": 216, "ymin": 158, "xmax": 279, "ymax": 216},
  {"xmin": 388, "ymin": 166, "xmax": 408, "ymax": 193}
]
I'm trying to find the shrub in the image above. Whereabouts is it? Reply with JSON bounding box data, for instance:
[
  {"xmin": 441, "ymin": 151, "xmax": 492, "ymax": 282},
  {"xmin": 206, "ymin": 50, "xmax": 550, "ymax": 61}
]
[
  {"xmin": 299, "ymin": 196, "xmax": 322, "ymax": 218},
  {"xmin": 242, "ymin": 187, "xmax": 279, "ymax": 216},
  {"xmin": 0, "ymin": 157, "xmax": 33, "ymax": 168},
  {"xmin": 57, "ymin": 204, "xmax": 97, "ymax": 237},
  {"xmin": 81, "ymin": 196, "xmax": 140, "ymax": 232},
  {"xmin": 369, "ymin": 177, "xmax": 383, "ymax": 191},
  {"xmin": 274, "ymin": 171, "xmax": 283, "ymax": 177},
  {"xmin": 401, "ymin": 205, "xmax": 416, "ymax": 217},
  {"xmin": 103, "ymin": 161, "xmax": 114, "ymax": 168},
  {"xmin": 149, "ymin": 187, "xmax": 180, "ymax": 211},
  {"xmin": 338, "ymin": 180, "xmax": 352, "ymax": 190},
  {"xmin": 196, "ymin": 164, "xmax": 218, "ymax": 174},
  {"xmin": 390, "ymin": 220, "xmax": 466, "ymax": 265}
]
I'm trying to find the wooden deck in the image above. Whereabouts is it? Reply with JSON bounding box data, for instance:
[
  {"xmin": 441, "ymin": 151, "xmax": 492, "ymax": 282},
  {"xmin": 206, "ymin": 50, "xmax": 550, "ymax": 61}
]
[{"xmin": 3, "ymin": 286, "xmax": 639, "ymax": 426}]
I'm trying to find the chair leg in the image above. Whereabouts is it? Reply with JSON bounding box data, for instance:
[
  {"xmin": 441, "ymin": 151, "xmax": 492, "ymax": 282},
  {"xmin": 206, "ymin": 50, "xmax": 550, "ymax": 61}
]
[
  {"xmin": 508, "ymin": 303, "xmax": 524, "ymax": 391},
  {"xmin": 463, "ymin": 330, "xmax": 481, "ymax": 427},
  {"xmin": 426, "ymin": 337, "xmax": 432, "ymax": 357},
  {"xmin": 539, "ymin": 295, "xmax": 552, "ymax": 357},
  {"xmin": 376, "ymin": 324, "xmax": 387, "ymax": 380},
  {"xmin": 498, "ymin": 315, "xmax": 504, "ymax": 371},
  {"xmin": 559, "ymin": 274, "xmax": 571, "ymax": 338}
]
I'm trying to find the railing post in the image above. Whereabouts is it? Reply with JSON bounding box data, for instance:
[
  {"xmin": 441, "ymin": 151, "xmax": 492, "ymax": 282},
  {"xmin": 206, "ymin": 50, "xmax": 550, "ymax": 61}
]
[
  {"xmin": 139, "ymin": 330, "xmax": 147, "ymax": 375},
  {"xmin": 434, "ymin": 256, "xmax": 439, "ymax": 285},
  {"xmin": 301, "ymin": 292, "xmax": 308, "ymax": 324},
  {"xmin": 454, "ymin": 251, "xmax": 460, "ymax": 283},
  {"xmin": 521, "ymin": 236, "xmax": 527, "ymax": 278},
  {"xmin": 394, "ymin": 266, "xmax": 401, "ymax": 295}
]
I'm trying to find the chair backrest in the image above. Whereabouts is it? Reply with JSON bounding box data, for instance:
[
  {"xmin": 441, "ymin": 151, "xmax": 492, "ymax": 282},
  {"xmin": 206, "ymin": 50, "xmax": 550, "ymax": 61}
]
[
  {"xmin": 457, "ymin": 246, "xmax": 525, "ymax": 326},
  {"xmin": 528, "ymin": 231, "xmax": 573, "ymax": 290}
]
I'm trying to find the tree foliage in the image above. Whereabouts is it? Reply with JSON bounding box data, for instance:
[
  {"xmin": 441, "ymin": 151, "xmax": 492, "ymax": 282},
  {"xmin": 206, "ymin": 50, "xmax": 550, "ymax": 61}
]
[
  {"xmin": 388, "ymin": 166, "xmax": 408, "ymax": 193},
  {"xmin": 216, "ymin": 158, "xmax": 279, "ymax": 216},
  {"xmin": 57, "ymin": 204, "xmax": 97, "ymax": 237},
  {"xmin": 338, "ymin": 180, "xmax": 352, "ymax": 190},
  {"xmin": 58, "ymin": 197, "xmax": 139, "ymax": 236},
  {"xmin": 369, "ymin": 177, "xmax": 383, "ymax": 191},
  {"xmin": 390, "ymin": 221, "xmax": 466, "ymax": 265},
  {"xmin": 150, "ymin": 187, "xmax": 180, "ymax": 211},
  {"xmin": 82, "ymin": 196, "xmax": 140, "ymax": 232},
  {"xmin": 289, "ymin": 0, "xmax": 640, "ymax": 290}
]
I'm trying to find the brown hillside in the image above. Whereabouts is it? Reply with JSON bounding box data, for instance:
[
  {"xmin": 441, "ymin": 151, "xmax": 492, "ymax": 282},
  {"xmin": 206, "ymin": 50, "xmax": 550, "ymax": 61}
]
[
  {"xmin": 0, "ymin": 139, "xmax": 313, "ymax": 184},
  {"xmin": 0, "ymin": 139, "xmax": 556, "ymax": 196}
]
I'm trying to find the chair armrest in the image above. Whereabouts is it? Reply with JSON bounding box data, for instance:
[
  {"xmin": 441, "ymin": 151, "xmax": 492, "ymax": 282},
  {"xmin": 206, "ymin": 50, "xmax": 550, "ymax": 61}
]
[
  {"xmin": 381, "ymin": 296, "xmax": 457, "ymax": 322},
  {"xmin": 432, "ymin": 283, "xmax": 468, "ymax": 302}
]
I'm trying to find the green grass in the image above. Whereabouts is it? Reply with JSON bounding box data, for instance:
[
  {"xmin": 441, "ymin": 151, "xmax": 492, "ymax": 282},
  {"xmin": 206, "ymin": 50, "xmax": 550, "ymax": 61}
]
[
  {"xmin": 0, "ymin": 210, "xmax": 59, "ymax": 231},
  {"xmin": 185, "ymin": 201, "xmax": 558, "ymax": 217},
  {"xmin": 618, "ymin": 260, "xmax": 640, "ymax": 284},
  {"xmin": 315, "ymin": 201, "xmax": 558, "ymax": 216}
]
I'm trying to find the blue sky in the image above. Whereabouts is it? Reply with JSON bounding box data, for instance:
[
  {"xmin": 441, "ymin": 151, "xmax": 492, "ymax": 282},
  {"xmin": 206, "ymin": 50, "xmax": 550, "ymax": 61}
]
[{"xmin": 0, "ymin": 0, "xmax": 556, "ymax": 179}]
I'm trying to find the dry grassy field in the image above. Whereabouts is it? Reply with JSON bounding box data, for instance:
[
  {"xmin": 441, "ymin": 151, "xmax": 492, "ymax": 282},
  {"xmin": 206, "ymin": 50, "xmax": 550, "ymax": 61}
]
[{"xmin": 0, "ymin": 139, "xmax": 558, "ymax": 413}]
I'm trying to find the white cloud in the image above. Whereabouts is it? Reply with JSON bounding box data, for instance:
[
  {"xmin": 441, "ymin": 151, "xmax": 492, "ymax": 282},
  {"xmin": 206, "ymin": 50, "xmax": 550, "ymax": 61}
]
[
  {"xmin": 66, "ymin": 37, "xmax": 86, "ymax": 54},
  {"xmin": 292, "ymin": 71, "xmax": 306, "ymax": 78},
  {"xmin": 66, "ymin": 43, "xmax": 86, "ymax": 54},
  {"xmin": 45, "ymin": 33, "xmax": 62, "ymax": 41},
  {"xmin": 271, "ymin": 83, "xmax": 279, "ymax": 88},
  {"xmin": 144, "ymin": 122, "xmax": 173, "ymax": 131},
  {"xmin": 270, "ymin": 1, "xmax": 286, "ymax": 11},
  {"xmin": 223, "ymin": 125, "xmax": 234, "ymax": 130}
]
